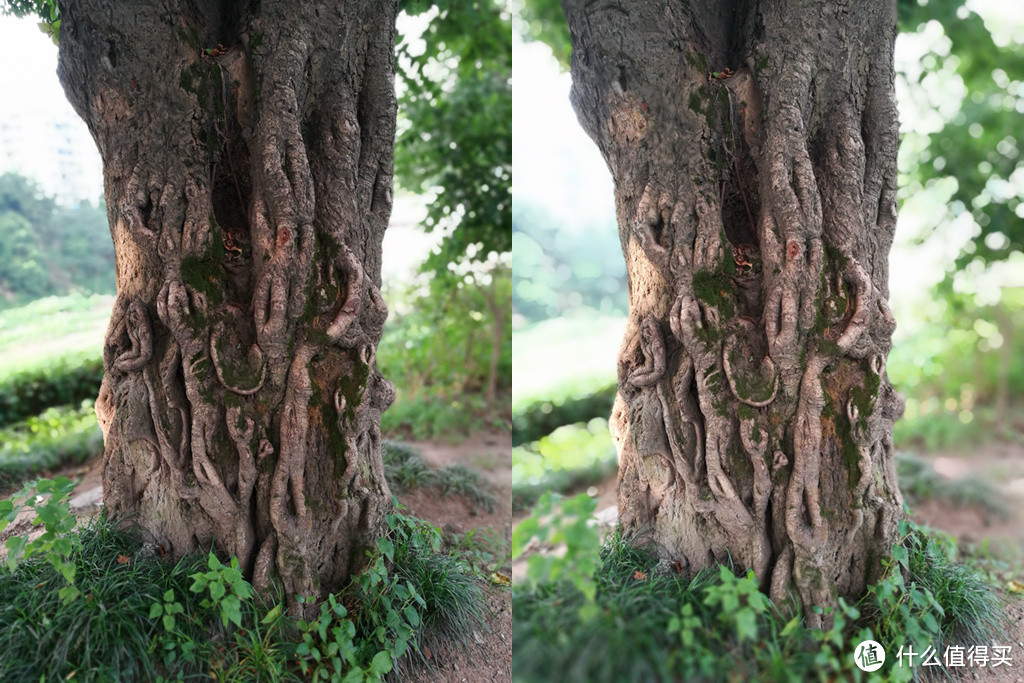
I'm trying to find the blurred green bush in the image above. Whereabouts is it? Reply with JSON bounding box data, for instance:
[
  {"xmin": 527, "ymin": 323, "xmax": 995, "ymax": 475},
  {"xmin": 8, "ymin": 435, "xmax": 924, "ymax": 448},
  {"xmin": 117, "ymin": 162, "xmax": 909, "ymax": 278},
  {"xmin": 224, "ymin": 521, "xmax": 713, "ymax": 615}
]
[
  {"xmin": 0, "ymin": 353, "xmax": 103, "ymax": 428},
  {"xmin": 0, "ymin": 402, "xmax": 102, "ymax": 489},
  {"xmin": 888, "ymin": 293, "xmax": 1024, "ymax": 450},
  {"xmin": 378, "ymin": 268, "xmax": 510, "ymax": 441},
  {"xmin": 511, "ymin": 419, "xmax": 618, "ymax": 511},
  {"xmin": 512, "ymin": 383, "xmax": 615, "ymax": 446}
]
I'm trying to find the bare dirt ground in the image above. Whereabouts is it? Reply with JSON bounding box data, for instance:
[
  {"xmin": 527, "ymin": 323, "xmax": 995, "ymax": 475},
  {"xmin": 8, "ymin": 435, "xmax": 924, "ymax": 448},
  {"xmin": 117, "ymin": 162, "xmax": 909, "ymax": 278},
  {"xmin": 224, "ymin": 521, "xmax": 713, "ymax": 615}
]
[
  {"xmin": 1, "ymin": 431, "xmax": 514, "ymax": 683},
  {"xmin": 906, "ymin": 441, "xmax": 1024, "ymax": 682},
  {"xmin": 400, "ymin": 431, "xmax": 513, "ymax": 683}
]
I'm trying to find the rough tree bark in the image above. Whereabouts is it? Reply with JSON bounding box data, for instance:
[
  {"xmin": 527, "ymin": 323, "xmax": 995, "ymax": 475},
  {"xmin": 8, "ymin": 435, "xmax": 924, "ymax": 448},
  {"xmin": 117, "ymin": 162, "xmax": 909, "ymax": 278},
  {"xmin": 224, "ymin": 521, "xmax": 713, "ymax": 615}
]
[
  {"xmin": 57, "ymin": 0, "xmax": 398, "ymax": 610},
  {"xmin": 562, "ymin": 0, "xmax": 905, "ymax": 624}
]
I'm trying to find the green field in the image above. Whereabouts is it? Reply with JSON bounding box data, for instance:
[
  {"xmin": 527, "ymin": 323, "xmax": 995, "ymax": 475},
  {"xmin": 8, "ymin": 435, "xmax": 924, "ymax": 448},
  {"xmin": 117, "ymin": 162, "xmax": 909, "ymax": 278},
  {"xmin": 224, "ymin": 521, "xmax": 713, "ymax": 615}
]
[{"xmin": 512, "ymin": 312, "xmax": 623, "ymax": 409}]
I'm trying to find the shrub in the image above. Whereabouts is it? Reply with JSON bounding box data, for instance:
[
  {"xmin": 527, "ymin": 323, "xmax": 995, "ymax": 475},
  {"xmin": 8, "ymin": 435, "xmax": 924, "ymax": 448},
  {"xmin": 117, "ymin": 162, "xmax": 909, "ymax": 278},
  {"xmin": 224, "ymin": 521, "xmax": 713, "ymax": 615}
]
[
  {"xmin": 510, "ymin": 419, "xmax": 618, "ymax": 511},
  {"xmin": 0, "ymin": 482, "xmax": 489, "ymax": 682},
  {"xmin": 0, "ymin": 402, "xmax": 102, "ymax": 490},
  {"xmin": 0, "ymin": 352, "xmax": 104, "ymax": 428},
  {"xmin": 382, "ymin": 441, "xmax": 496, "ymax": 512},
  {"xmin": 511, "ymin": 383, "xmax": 616, "ymax": 446},
  {"xmin": 512, "ymin": 496, "xmax": 1002, "ymax": 682}
]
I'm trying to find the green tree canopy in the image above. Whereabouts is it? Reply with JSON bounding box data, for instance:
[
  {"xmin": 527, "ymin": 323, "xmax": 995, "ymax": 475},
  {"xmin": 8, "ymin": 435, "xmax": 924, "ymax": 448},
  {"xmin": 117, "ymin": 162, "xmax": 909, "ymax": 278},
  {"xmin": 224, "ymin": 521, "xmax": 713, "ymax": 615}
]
[
  {"xmin": 897, "ymin": 0, "xmax": 1024, "ymax": 298},
  {"xmin": 397, "ymin": 0, "xmax": 511, "ymax": 277}
]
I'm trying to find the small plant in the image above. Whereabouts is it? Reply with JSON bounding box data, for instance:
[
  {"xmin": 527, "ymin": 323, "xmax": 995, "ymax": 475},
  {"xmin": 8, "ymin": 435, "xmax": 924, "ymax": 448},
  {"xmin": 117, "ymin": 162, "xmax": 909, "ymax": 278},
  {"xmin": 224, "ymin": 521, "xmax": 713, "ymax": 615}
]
[
  {"xmin": 189, "ymin": 552, "xmax": 253, "ymax": 628},
  {"xmin": 862, "ymin": 519, "xmax": 1000, "ymax": 653},
  {"xmin": 149, "ymin": 588, "xmax": 186, "ymax": 633},
  {"xmin": 449, "ymin": 526, "xmax": 511, "ymax": 582},
  {"xmin": 295, "ymin": 593, "xmax": 394, "ymax": 682},
  {"xmin": 0, "ymin": 476, "xmax": 81, "ymax": 601},
  {"xmin": 699, "ymin": 566, "xmax": 771, "ymax": 642},
  {"xmin": 512, "ymin": 491, "xmax": 601, "ymax": 605},
  {"xmin": 382, "ymin": 441, "xmax": 497, "ymax": 512}
]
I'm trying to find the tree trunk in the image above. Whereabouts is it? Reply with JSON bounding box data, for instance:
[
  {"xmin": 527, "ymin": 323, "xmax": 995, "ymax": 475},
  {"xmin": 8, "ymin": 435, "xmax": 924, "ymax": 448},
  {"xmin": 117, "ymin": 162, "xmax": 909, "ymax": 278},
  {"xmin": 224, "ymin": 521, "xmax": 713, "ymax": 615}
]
[
  {"xmin": 57, "ymin": 0, "xmax": 398, "ymax": 610},
  {"xmin": 562, "ymin": 0, "xmax": 905, "ymax": 625}
]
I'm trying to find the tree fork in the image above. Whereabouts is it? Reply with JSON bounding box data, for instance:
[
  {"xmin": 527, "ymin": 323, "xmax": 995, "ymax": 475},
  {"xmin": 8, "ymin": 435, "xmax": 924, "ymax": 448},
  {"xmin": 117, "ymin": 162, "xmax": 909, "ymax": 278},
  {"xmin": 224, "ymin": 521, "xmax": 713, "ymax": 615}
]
[
  {"xmin": 563, "ymin": 0, "xmax": 905, "ymax": 625},
  {"xmin": 58, "ymin": 0, "xmax": 399, "ymax": 612}
]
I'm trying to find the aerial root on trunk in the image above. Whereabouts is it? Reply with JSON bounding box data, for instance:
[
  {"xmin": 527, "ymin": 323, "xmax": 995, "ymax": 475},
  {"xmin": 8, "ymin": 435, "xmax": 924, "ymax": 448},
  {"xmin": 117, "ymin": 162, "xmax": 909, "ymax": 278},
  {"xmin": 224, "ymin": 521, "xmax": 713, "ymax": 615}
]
[
  {"xmin": 633, "ymin": 186, "xmax": 672, "ymax": 279},
  {"xmin": 626, "ymin": 316, "xmax": 667, "ymax": 388},
  {"xmin": 723, "ymin": 332, "xmax": 779, "ymax": 407},
  {"xmin": 764, "ymin": 280, "xmax": 799, "ymax": 365},
  {"xmin": 253, "ymin": 268, "xmax": 289, "ymax": 342},
  {"xmin": 837, "ymin": 261, "xmax": 872, "ymax": 353},
  {"xmin": 326, "ymin": 247, "xmax": 365, "ymax": 341},
  {"xmin": 226, "ymin": 405, "xmax": 258, "ymax": 565},
  {"xmin": 739, "ymin": 419, "xmax": 772, "ymax": 518},
  {"xmin": 111, "ymin": 301, "xmax": 154, "ymax": 372},
  {"xmin": 209, "ymin": 320, "xmax": 267, "ymax": 395},
  {"xmin": 272, "ymin": 346, "xmax": 315, "ymax": 533}
]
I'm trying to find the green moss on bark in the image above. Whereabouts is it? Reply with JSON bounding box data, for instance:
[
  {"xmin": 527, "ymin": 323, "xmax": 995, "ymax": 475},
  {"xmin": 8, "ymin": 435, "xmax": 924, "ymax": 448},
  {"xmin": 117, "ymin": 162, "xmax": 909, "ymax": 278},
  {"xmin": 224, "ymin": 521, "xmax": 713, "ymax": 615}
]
[{"xmin": 692, "ymin": 241, "xmax": 737, "ymax": 318}]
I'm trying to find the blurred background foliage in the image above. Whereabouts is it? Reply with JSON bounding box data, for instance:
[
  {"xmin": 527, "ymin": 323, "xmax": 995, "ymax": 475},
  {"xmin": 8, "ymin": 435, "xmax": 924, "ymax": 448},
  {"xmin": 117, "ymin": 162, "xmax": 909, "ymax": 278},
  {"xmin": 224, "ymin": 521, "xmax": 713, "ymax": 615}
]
[
  {"xmin": 510, "ymin": 0, "xmax": 1024, "ymax": 504},
  {"xmin": 0, "ymin": 0, "xmax": 511, "ymax": 491},
  {"xmin": 0, "ymin": 173, "xmax": 111, "ymax": 303}
]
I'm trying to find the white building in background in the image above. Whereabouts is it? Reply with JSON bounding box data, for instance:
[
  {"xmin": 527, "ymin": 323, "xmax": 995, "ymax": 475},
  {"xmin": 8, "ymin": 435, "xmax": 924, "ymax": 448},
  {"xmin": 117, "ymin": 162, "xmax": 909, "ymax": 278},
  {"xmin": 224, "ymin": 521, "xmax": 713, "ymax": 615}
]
[
  {"xmin": 0, "ymin": 109, "xmax": 103, "ymax": 206},
  {"xmin": 0, "ymin": 15, "xmax": 104, "ymax": 207}
]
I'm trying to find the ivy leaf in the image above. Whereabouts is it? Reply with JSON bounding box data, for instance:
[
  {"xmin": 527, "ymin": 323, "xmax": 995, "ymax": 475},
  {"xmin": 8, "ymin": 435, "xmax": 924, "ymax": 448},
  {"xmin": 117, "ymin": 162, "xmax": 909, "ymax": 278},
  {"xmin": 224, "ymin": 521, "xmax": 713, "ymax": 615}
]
[
  {"xmin": 222, "ymin": 597, "xmax": 243, "ymax": 627},
  {"xmin": 369, "ymin": 650, "xmax": 393, "ymax": 676},
  {"xmin": 892, "ymin": 545, "xmax": 909, "ymax": 568}
]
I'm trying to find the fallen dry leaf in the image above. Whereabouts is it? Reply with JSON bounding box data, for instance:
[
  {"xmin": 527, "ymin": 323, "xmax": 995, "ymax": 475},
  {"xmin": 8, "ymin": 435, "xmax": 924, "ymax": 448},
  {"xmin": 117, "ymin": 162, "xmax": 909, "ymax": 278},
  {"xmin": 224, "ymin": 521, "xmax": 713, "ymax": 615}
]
[
  {"xmin": 633, "ymin": 570, "xmax": 647, "ymax": 581},
  {"xmin": 117, "ymin": 554, "xmax": 130, "ymax": 565}
]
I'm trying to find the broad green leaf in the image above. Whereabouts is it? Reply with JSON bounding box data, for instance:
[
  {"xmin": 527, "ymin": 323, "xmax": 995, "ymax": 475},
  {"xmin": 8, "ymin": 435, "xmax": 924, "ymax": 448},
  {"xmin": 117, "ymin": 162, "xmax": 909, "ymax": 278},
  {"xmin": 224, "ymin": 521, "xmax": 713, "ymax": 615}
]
[
  {"xmin": 369, "ymin": 650, "xmax": 393, "ymax": 676},
  {"xmin": 261, "ymin": 603, "xmax": 282, "ymax": 624}
]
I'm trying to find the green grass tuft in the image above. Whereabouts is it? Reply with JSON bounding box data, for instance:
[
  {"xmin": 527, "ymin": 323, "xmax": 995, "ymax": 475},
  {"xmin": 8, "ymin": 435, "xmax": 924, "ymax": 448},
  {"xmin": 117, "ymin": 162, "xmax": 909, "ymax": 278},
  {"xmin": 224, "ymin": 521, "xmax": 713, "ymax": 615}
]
[
  {"xmin": 897, "ymin": 452, "xmax": 1009, "ymax": 519},
  {"xmin": 513, "ymin": 522, "xmax": 1004, "ymax": 682},
  {"xmin": 0, "ymin": 515, "xmax": 210, "ymax": 681},
  {"xmin": 0, "ymin": 505, "xmax": 490, "ymax": 682},
  {"xmin": 383, "ymin": 441, "xmax": 497, "ymax": 512}
]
